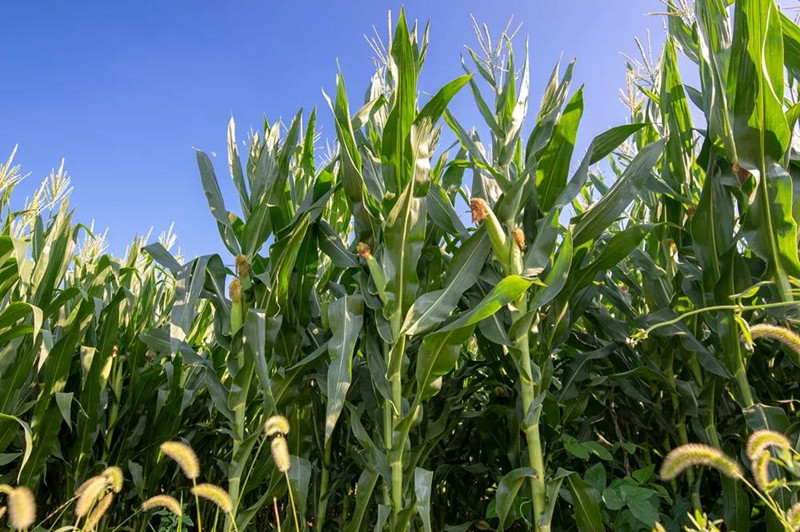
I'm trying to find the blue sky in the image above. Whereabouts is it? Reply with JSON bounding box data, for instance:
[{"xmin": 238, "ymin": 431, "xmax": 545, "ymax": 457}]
[{"xmin": 0, "ymin": 1, "xmax": 666, "ymax": 259}]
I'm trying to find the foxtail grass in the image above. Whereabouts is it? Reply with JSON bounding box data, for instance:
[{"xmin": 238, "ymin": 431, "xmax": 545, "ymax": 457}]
[
  {"xmin": 7, "ymin": 487, "xmax": 36, "ymax": 530},
  {"xmin": 84, "ymin": 493, "xmax": 113, "ymax": 530},
  {"xmin": 660, "ymin": 444, "xmax": 742, "ymax": 480},
  {"xmin": 749, "ymin": 324, "xmax": 800, "ymax": 356},
  {"xmin": 75, "ymin": 476, "xmax": 107, "ymax": 518},
  {"xmin": 161, "ymin": 441, "xmax": 202, "ymax": 532},
  {"xmin": 160, "ymin": 441, "xmax": 200, "ymax": 480},
  {"xmin": 747, "ymin": 430, "xmax": 792, "ymax": 460},
  {"xmin": 142, "ymin": 494, "xmax": 183, "ymax": 517}
]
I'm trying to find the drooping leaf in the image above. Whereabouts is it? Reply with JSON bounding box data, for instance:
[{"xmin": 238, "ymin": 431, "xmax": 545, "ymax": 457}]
[
  {"xmin": 415, "ymin": 275, "xmax": 534, "ymax": 401},
  {"xmin": 325, "ymin": 295, "xmax": 364, "ymax": 444}
]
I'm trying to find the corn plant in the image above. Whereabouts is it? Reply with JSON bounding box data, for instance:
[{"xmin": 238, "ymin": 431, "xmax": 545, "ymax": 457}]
[
  {"xmin": 3, "ymin": 2, "xmax": 800, "ymax": 531},
  {"xmin": 575, "ymin": 0, "xmax": 800, "ymax": 529}
]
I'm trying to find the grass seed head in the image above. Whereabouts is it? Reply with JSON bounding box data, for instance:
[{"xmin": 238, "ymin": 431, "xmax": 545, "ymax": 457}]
[
  {"xmin": 8, "ymin": 486, "xmax": 36, "ymax": 530},
  {"xmin": 75, "ymin": 476, "xmax": 99, "ymax": 496},
  {"xmin": 752, "ymin": 451, "xmax": 772, "ymax": 492},
  {"xmin": 746, "ymin": 429, "xmax": 791, "ymax": 460},
  {"xmin": 191, "ymin": 483, "xmax": 232, "ymax": 514},
  {"xmin": 264, "ymin": 415, "xmax": 291, "ymax": 437},
  {"xmin": 160, "ymin": 441, "xmax": 200, "ymax": 480},
  {"xmin": 749, "ymin": 324, "xmax": 800, "ymax": 358},
  {"xmin": 271, "ymin": 436, "xmax": 292, "ymax": 473},
  {"xmin": 660, "ymin": 444, "xmax": 742, "ymax": 480},
  {"xmin": 0, "ymin": 484, "xmax": 12, "ymax": 496},
  {"xmin": 787, "ymin": 501, "xmax": 800, "ymax": 530},
  {"xmin": 102, "ymin": 466, "xmax": 124, "ymax": 493},
  {"xmin": 142, "ymin": 494, "xmax": 182, "ymax": 516},
  {"xmin": 75, "ymin": 476, "xmax": 107, "ymax": 518},
  {"xmin": 85, "ymin": 493, "xmax": 113, "ymax": 530}
]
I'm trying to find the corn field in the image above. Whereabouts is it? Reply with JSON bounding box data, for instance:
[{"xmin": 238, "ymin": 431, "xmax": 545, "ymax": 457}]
[{"xmin": 3, "ymin": 1, "xmax": 800, "ymax": 530}]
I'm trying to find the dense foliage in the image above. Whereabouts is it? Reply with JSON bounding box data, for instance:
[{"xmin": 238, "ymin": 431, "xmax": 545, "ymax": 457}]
[{"xmin": 3, "ymin": 1, "xmax": 800, "ymax": 530}]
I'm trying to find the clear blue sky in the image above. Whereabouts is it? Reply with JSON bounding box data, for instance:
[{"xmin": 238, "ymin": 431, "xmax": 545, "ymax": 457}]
[{"xmin": 0, "ymin": 1, "xmax": 665, "ymax": 259}]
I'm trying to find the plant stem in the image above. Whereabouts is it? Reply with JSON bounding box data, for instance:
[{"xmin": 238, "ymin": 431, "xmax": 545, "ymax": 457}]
[
  {"xmin": 238, "ymin": 437, "xmax": 266, "ymax": 512},
  {"xmin": 316, "ymin": 442, "xmax": 331, "ymax": 529},
  {"xmin": 512, "ymin": 304, "xmax": 548, "ymax": 532},
  {"xmin": 286, "ymin": 472, "xmax": 300, "ymax": 532},
  {"xmin": 193, "ymin": 479, "xmax": 203, "ymax": 532},
  {"xmin": 273, "ymin": 497, "xmax": 283, "ymax": 532},
  {"xmin": 382, "ymin": 340, "xmax": 393, "ymax": 509},
  {"xmin": 228, "ymin": 511, "xmax": 240, "ymax": 532},
  {"xmin": 390, "ymin": 335, "xmax": 406, "ymax": 520},
  {"xmin": 733, "ymin": 357, "xmax": 754, "ymax": 408},
  {"xmin": 639, "ymin": 300, "xmax": 800, "ymax": 338},
  {"xmin": 382, "ymin": 398, "xmax": 392, "ymax": 504},
  {"xmin": 527, "ymin": 422, "xmax": 548, "ymax": 531}
]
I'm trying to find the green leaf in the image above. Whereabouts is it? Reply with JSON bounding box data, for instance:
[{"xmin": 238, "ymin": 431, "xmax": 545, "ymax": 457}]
[
  {"xmin": 743, "ymin": 403, "xmax": 790, "ymax": 433},
  {"xmin": 464, "ymin": 61, "xmax": 502, "ymax": 136},
  {"xmin": 383, "ymin": 183, "xmax": 426, "ymax": 339},
  {"xmin": 345, "ymin": 468, "xmax": 379, "ymax": 532},
  {"xmin": 691, "ymin": 158, "xmax": 735, "ymax": 300},
  {"xmin": 325, "ymin": 70, "xmax": 373, "ymax": 241},
  {"xmin": 730, "ymin": 0, "xmax": 800, "ymax": 298},
  {"xmin": 325, "ymin": 295, "xmax": 364, "ymax": 444},
  {"xmin": 781, "ymin": 11, "xmax": 800, "ymax": 80},
  {"xmin": 742, "ymin": 163, "xmax": 800, "ymax": 299},
  {"xmin": 410, "ymin": 73, "xmax": 469, "ymax": 197},
  {"xmin": 0, "ymin": 413, "xmax": 32, "ymax": 482},
  {"xmin": 144, "ymin": 242, "xmax": 182, "ymax": 276},
  {"xmin": 530, "ymin": 231, "xmax": 572, "ymax": 310},
  {"xmin": 626, "ymin": 496, "xmax": 658, "ymax": 528},
  {"xmin": 55, "ymin": 392, "xmax": 72, "ymax": 429},
  {"xmin": 729, "ymin": 0, "xmax": 790, "ymax": 164},
  {"xmin": 572, "ymin": 139, "xmax": 666, "ymax": 246},
  {"xmin": 402, "ymin": 229, "xmax": 489, "ymax": 336},
  {"xmin": 426, "ymin": 183, "xmax": 468, "ymax": 238},
  {"xmin": 567, "ymin": 475, "xmax": 604, "ymax": 532},
  {"xmin": 267, "ymin": 189, "xmax": 332, "ymax": 314},
  {"xmin": 241, "ymin": 203, "xmax": 272, "ymax": 257},
  {"xmin": 382, "ymin": 9, "xmax": 418, "ymax": 195},
  {"xmin": 444, "ymin": 110, "xmax": 507, "ymax": 186},
  {"xmin": 227, "ymin": 116, "xmax": 250, "ymax": 217},
  {"xmin": 196, "ymin": 150, "xmax": 240, "ymax": 254},
  {"xmin": 721, "ymin": 475, "xmax": 751, "ymax": 532},
  {"xmin": 0, "ymin": 302, "xmax": 42, "ymax": 342},
  {"xmin": 661, "ymin": 36, "xmax": 694, "ymax": 192},
  {"xmin": 415, "ymin": 468, "xmax": 434, "ymax": 532},
  {"xmin": 244, "ymin": 309, "xmax": 276, "ymax": 407},
  {"xmin": 527, "ymin": 60, "xmax": 575, "ymax": 161},
  {"xmin": 287, "ymin": 456, "xmax": 312, "ymax": 528},
  {"xmin": 588, "ymin": 123, "xmax": 651, "ymax": 165},
  {"xmin": 317, "ymin": 220, "xmax": 359, "ymax": 268},
  {"xmin": 536, "ymin": 87, "xmax": 584, "ymax": 212},
  {"xmin": 570, "ymin": 224, "xmax": 656, "ymax": 296},
  {"xmin": 498, "ymin": 41, "xmax": 530, "ymax": 166},
  {"xmin": 695, "ymin": 0, "xmax": 736, "ymax": 160},
  {"xmin": 415, "ymin": 275, "xmax": 534, "ymax": 401},
  {"xmin": 496, "ymin": 467, "xmax": 535, "ymax": 531}
]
